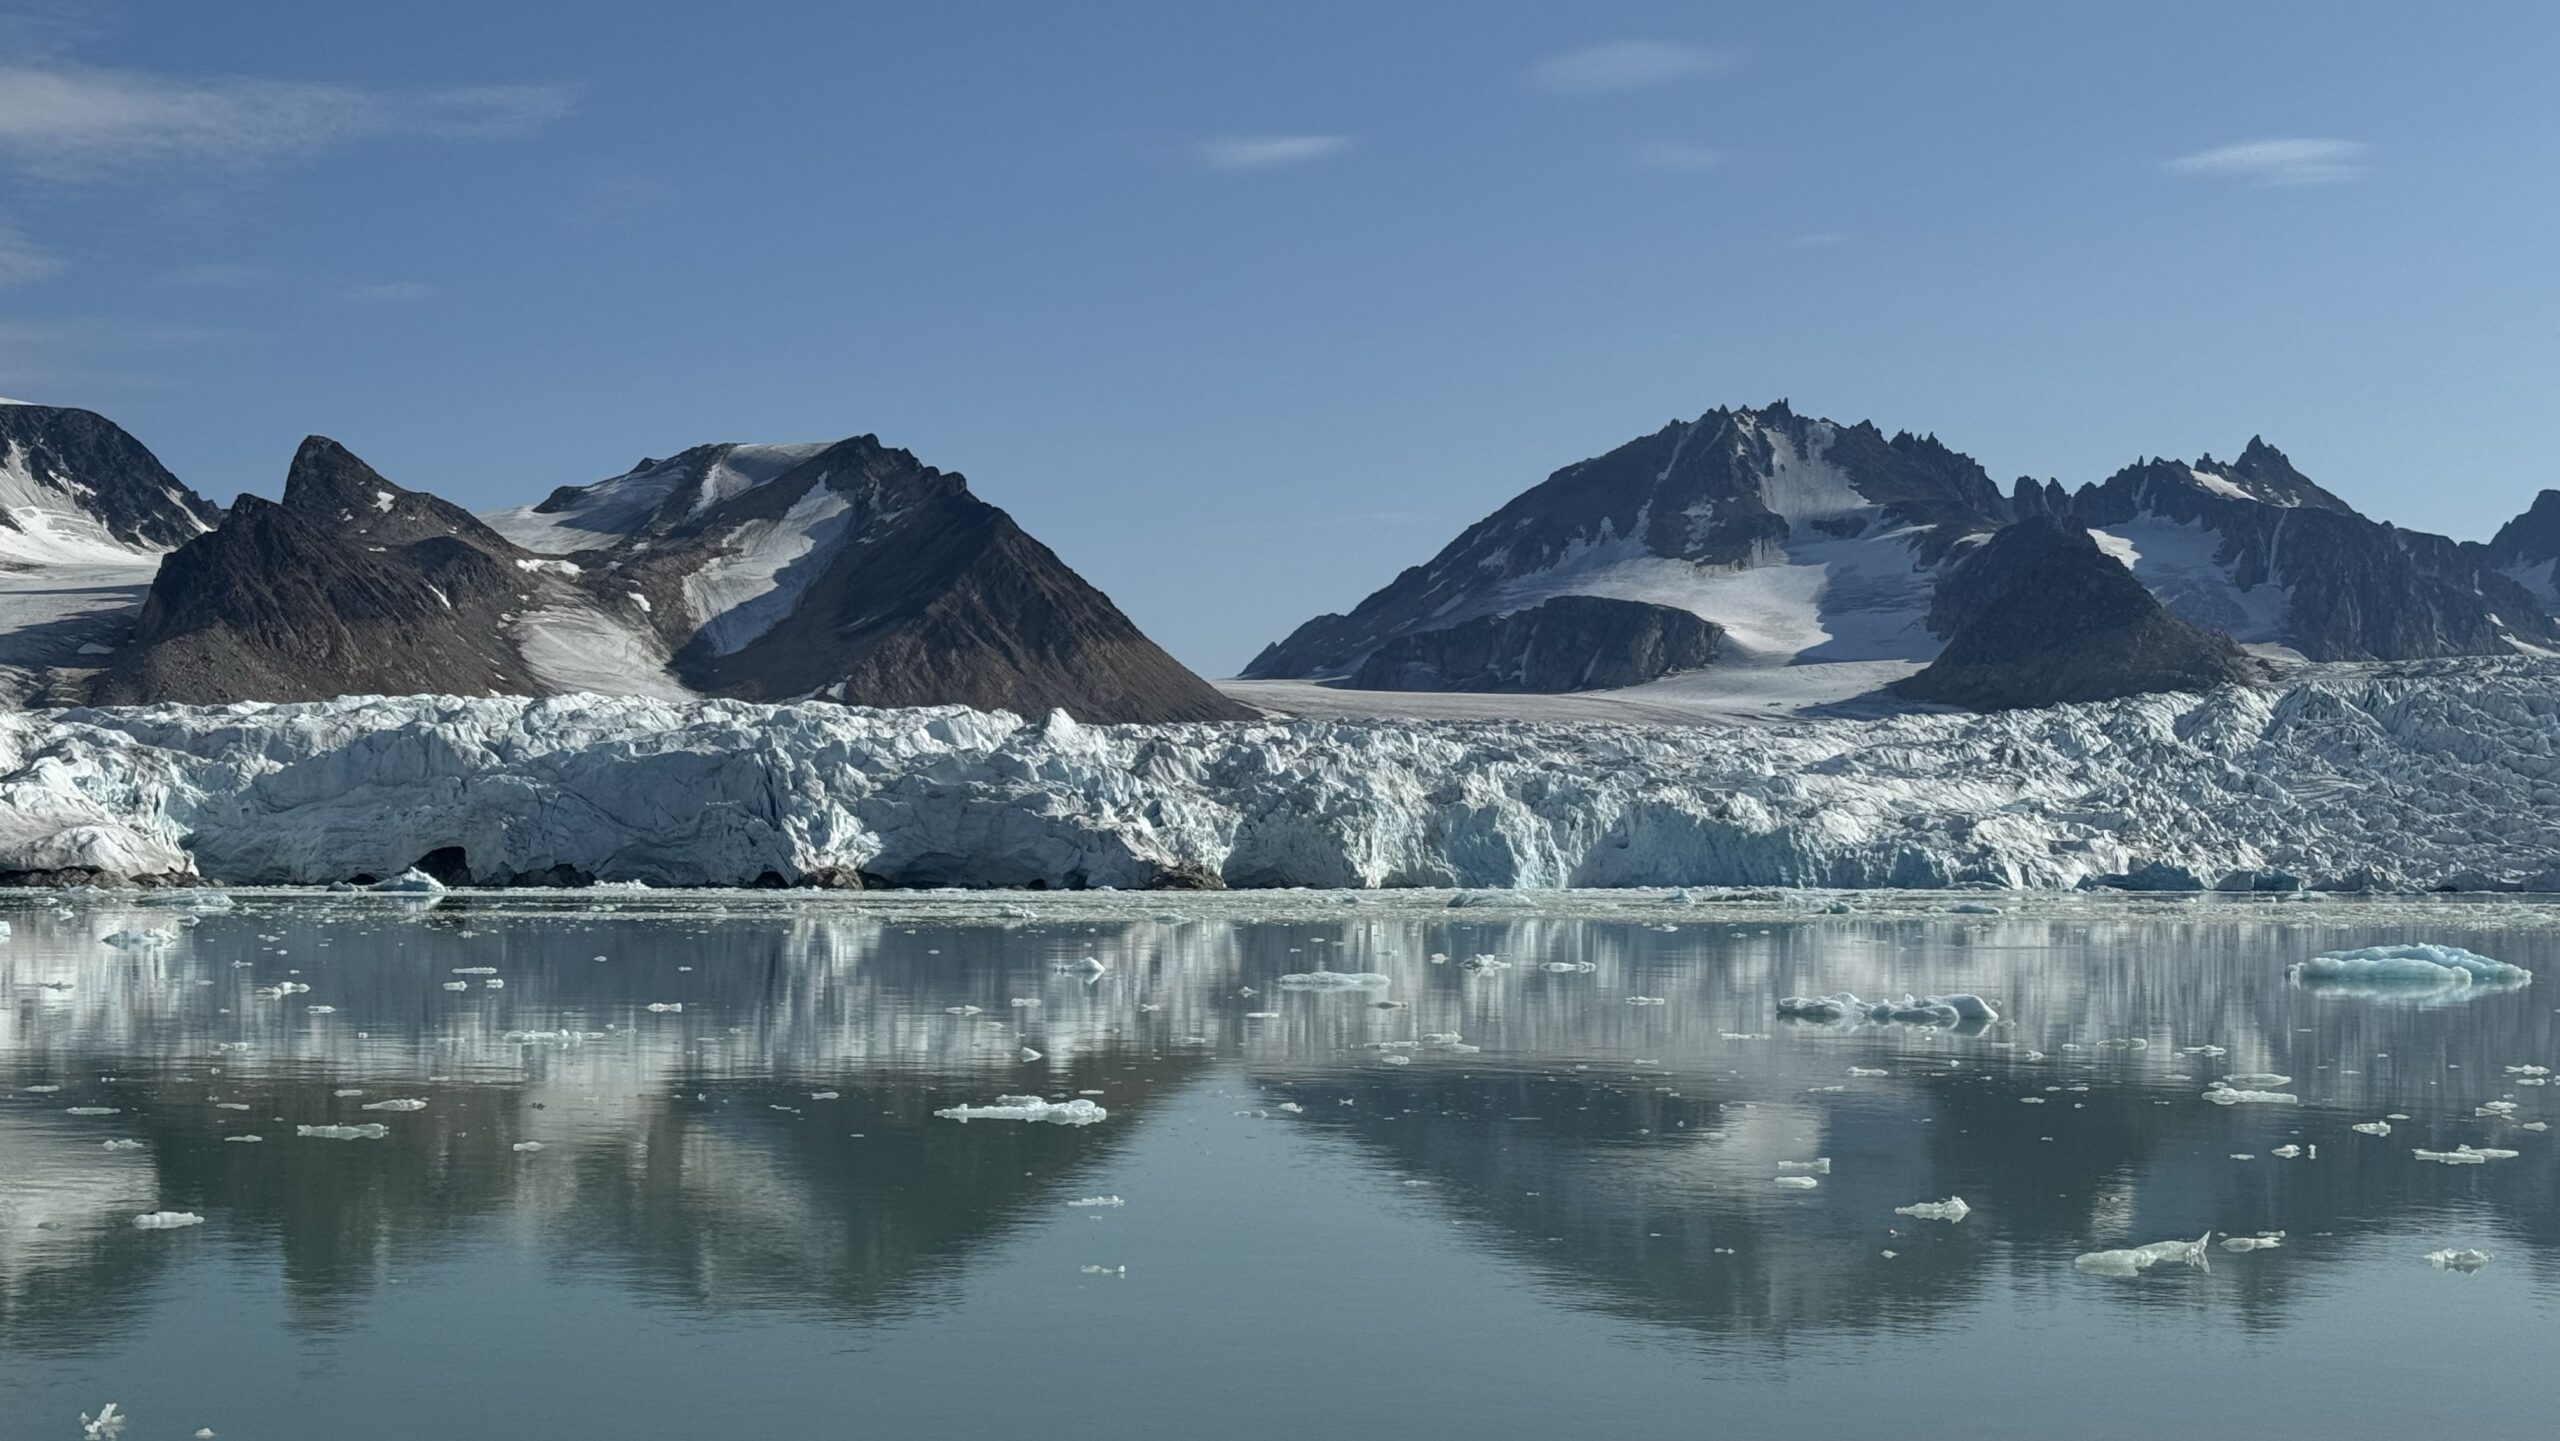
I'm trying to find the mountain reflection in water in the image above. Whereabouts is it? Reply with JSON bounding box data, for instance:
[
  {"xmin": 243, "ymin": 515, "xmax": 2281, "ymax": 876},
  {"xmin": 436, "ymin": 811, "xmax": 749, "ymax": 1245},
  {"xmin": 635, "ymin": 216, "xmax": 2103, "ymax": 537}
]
[{"xmin": 2, "ymin": 892, "xmax": 2553, "ymax": 1439}]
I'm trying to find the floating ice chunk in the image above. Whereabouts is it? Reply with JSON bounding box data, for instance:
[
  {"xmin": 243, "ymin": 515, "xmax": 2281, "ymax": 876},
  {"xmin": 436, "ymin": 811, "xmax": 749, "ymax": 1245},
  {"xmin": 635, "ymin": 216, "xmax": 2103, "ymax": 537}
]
[
  {"xmin": 1946, "ymin": 901, "xmax": 2003, "ymax": 915},
  {"xmin": 102, "ymin": 1138, "xmax": 145, "ymax": 1152},
  {"xmin": 2270, "ymin": 1144, "xmax": 2303, "ymax": 1159},
  {"xmin": 1895, "ymin": 1197, "xmax": 1971, "ymax": 1222},
  {"xmin": 2426, "ymin": 1248, "xmax": 2491, "ymax": 1271},
  {"xmin": 2075, "ymin": 1232, "xmax": 2212, "ymax": 1276},
  {"xmin": 1277, "ymin": 970, "xmax": 1391, "ymax": 990},
  {"xmin": 2476, "ymin": 1101, "xmax": 2518, "ymax": 1117},
  {"xmin": 224, "ymin": 1135, "xmax": 262, "ymax": 1143},
  {"xmin": 935, "ymin": 1095, "xmax": 1109, "ymax": 1125},
  {"xmin": 1539, "ymin": 961, "xmax": 1598, "ymax": 973},
  {"xmin": 359, "ymin": 1098, "xmax": 426, "ymax": 1112},
  {"xmin": 67, "ymin": 1106, "xmax": 119, "ymax": 1116},
  {"xmin": 133, "ymin": 1211, "xmax": 204, "ymax": 1229},
  {"xmin": 99, "ymin": 927, "xmax": 177, "ymax": 948},
  {"xmin": 1773, "ymin": 1175, "xmax": 1820, "ymax": 1189},
  {"xmin": 1019, "ymin": 1047, "xmax": 1044, "ymax": 1062},
  {"xmin": 2350, "ymin": 1120, "xmax": 2392, "ymax": 1136},
  {"xmin": 1777, "ymin": 1158, "xmax": 1832, "ymax": 1176},
  {"xmin": 482, "ymin": 978, "xmax": 503, "ymax": 989},
  {"xmin": 441, "ymin": 981, "xmax": 469, "ymax": 991},
  {"xmin": 1848, "ymin": 1066, "xmax": 1890, "ymax": 1077},
  {"xmin": 2222, "ymin": 1233, "xmax": 2285, "ymax": 1252},
  {"xmin": 370, "ymin": 868, "xmax": 446, "ymax": 894},
  {"xmin": 810, "ymin": 1091, "xmax": 839, "ymax": 1100},
  {"xmin": 252, "ymin": 981, "xmax": 310, "ymax": 999},
  {"xmin": 305, "ymin": 1005, "xmax": 336, "ymax": 1015},
  {"xmin": 2412, "ymin": 1145, "xmax": 2518, "ymax": 1165},
  {"xmin": 1776, "ymin": 991, "xmax": 1997, "ymax": 1027},
  {"xmin": 1625, "ymin": 995, "xmax": 1668, "ymax": 1006},
  {"xmin": 945, "ymin": 1005, "xmax": 983, "ymax": 1016},
  {"xmin": 2225, "ymin": 1073, "xmax": 2292, "ymax": 1087},
  {"xmin": 2289, "ymin": 945, "xmax": 2531, "ymax": 999},
  {"xmin": 452, "ymin": 966, "xmax": 498, "ymax": 975},
  {"xmin": 501, "ymin": 1029, "xmax": 598, "ymax": 1044},
  {"xmin": 512, "ymin": 1141, "xmax": 545, "ymax": 1152},
  {"xmin": 2202, "ymin": 1087, "xmax": 2296, "ymax": 1106},
  {"xmin": 1065, "ymin": 1195, "xmax": 1124, "ymax": 1208},
  {"xmin": 81, "ymin": 1402, "xmax": 124, "ymax": 1439},
  {"xmin": 296, "ymin": 1123, "xmax": 388, "ymax": 1140},
  {"xmin": 644, "ymin": 1002, "xmax": 683, "ymax": 1013},
  {"xmin": 1080, "ymin": 1264, "xmax": 1126, "ymax": 1276}
]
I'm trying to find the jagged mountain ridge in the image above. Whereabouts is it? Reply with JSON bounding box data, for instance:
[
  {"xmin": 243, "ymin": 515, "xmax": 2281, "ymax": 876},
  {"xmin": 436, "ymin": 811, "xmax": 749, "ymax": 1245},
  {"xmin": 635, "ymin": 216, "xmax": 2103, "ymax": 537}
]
[
  {"xmin": 0, "ymin": 400, "xmax": 221, "ymax": 564},
  {"xmin": 91, "ymin": 432, "xmax": 1248, "ymax": 722},
  {"xmin": 1248, "ymin": 401, "xmax": 2009, "ymax": 682},
  {"xmin": 1250, "ymin": 403, "xmax": 2560, "ymax": 694}
]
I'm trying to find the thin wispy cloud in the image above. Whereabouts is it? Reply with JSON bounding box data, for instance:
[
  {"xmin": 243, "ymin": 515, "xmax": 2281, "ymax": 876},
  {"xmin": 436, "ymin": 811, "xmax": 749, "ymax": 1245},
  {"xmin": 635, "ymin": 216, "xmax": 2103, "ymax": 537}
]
[
  {"xmin": 158, "ymin": 261, "xmax": 278, "ymax": 290},
  {"xmin": 0, "ymin": 61, "xmax": 576, "ymax": 178},
  {"xmin": 1632, "ymin": 141, "xmax": 1724, "ymax": 172},
  {"xmin": 0, "ymin": 216, "xmax": 61, "ymax": 287},
  {"xmin": 1198, "ymin": 134, "xmax": 1351, "ymax": 170},
  {"xmin": 344, "ymin": 280, "xmax": 434, "ymax": 305},
  {"xmin": 1536, "ymin": 40, "xmax": 1724, "ymax": 94},
  {"xmin": 2166, "ymin": 137, "xmax": 2369, "ymax": 187}
]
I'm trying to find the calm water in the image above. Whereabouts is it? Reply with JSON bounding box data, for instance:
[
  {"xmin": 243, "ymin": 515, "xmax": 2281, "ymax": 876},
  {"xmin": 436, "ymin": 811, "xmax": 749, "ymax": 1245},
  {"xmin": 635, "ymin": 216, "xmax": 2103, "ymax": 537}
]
[{"xmin": 2, "ymin": 891, "xmax": 2554, "ymax": 1440}]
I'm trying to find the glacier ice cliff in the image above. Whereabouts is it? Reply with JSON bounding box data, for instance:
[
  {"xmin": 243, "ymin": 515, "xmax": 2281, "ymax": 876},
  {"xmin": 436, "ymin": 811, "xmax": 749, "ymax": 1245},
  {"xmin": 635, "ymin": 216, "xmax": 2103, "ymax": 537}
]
[{"xmin": 4, "ymin": 660, "xmax": 2560, "ymax": 891}]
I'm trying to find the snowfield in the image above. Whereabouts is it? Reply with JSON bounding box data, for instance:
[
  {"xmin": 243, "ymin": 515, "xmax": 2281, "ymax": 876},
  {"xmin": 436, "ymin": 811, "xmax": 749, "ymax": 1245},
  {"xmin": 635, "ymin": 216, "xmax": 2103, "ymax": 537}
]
[{"xmin": 4, "ymin": 659, "xmax": 2560, "ymax": 891}]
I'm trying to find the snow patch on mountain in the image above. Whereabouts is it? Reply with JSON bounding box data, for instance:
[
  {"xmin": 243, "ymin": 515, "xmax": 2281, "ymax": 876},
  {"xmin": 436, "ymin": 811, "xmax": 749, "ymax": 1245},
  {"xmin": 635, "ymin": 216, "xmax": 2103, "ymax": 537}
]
[
  {"xmin": 10, "ymin": 660, "xmax": 2560, "ymax": 891},
  {"xmin": 684, "ymin": 482, "xmax": 856, "ymax": 654},
  {"xmin": 2089, "ymin": 514, "xmax": 2292, "ymax": 643},
  {"xmin": 484, "ymin": 442, "xmax": 829, "ymax": 553}
]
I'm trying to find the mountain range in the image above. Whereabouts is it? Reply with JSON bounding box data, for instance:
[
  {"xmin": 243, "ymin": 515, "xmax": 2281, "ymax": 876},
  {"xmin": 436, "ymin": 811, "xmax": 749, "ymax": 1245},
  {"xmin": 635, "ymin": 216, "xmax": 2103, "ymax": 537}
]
[
  {"xmin": 7, "ymin": 394, "xmax": 2558, "ymax": 721},
  {"xmin": 3, "ymin": 399, "xmax": 1245, "ymax": 722},
  {"xmin": 1246, "ymin": 400, "xmax": 2560, "ymax": 708}
]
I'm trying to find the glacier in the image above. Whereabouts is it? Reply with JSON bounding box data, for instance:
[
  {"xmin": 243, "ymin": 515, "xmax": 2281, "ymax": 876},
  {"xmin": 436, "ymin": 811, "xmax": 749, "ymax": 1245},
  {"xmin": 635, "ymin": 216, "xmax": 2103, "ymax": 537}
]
[{"xmin": 4, "ymin": 659, "xmax": 2560, "ymax": 891}]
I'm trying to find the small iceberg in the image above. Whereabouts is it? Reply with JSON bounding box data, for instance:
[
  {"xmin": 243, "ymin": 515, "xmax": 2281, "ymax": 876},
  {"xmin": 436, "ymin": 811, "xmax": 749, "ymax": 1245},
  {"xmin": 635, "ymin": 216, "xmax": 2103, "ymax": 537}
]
[
  {"xmin": 99, "ymin": 928, "xmax": 178, "ymax": 949},
  {"xmin": 370, "ymin": 868, "xmax": 447, "ymax": 895},
  {"xmin": 935, "ymin": 1094, "xmax": 1108, "ymax": 1126},
  {"xmin": 1777, "ymin": 991, "xmax": 1998, "ymax": 1028},
  {"xmin": 1276, "ymin": 970, "xmax": 1391, "ymax": 990},
  {"xmin": 2427, "ymin": 1248, "xmax": 2492, "ymax": 1272},
  {"xmin": 2289, "ymin": 944, "xmax": 2531, "ymax": 1002},
  {"xmin": 358, "ymin": 1098, "xmax": 427, "ymax": 1112},
  {"xmin": 133, "ymin": 1211, "xmax": 205, "ymax": 1229},
  {"xmin": 2075, "ymin": 1232, "xmax": 2212, "ymax": 1277},
  {"xmin": 1894, "ymin": 1197, "xmax": 1971, "ymax": 1222},
  {"xmin": 2203, "ymin": 1083, "xmax": 2298, "ymax": 1106},
  {"xmin": 296, "ymin": 1123, "xmax": 389, "ymax": 1141}
]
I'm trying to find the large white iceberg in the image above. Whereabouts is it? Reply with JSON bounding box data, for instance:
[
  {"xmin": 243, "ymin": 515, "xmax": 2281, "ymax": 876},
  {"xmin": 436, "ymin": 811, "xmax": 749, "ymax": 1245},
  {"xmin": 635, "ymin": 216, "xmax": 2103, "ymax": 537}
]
[
  {"xmin": 2289, "ymin": 944, "xmax": 2533, "ymax": 998},
  {"xmin": 6, "ymin": 663, "xmax": 2560, "ymax": 890}
]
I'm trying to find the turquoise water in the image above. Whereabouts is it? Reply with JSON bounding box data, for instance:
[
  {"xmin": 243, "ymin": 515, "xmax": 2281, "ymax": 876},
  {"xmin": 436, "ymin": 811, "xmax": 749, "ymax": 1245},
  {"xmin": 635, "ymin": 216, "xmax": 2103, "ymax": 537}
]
[{"xmin": 3, "ymin": 893, "xmax": 2553, "ymax": 1439}]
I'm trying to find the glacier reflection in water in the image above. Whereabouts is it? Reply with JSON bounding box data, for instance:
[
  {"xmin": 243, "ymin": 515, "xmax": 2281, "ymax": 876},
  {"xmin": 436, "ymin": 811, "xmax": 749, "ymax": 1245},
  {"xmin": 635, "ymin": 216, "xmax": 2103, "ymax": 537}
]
[{"xmin": 1, "ymin": 890, "xmax": 2555, "ymax": 1439}]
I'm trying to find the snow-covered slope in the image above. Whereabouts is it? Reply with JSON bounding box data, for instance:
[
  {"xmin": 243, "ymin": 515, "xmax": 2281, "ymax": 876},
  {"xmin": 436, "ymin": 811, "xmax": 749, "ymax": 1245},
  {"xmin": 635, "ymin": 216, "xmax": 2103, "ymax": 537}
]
[
  {"xmin": 0, "ymin": 403, "xmax": 222, "ymax": 706},
  {"xmin": 11, "ymin": 659, "xmax": 2560, "ymax": 891},
  {"xmin": 2046, "ymin": 440, "xmax": 2560, "ymax": 660},
  {"xmin": 1248, "ymin": 402, "xmax": 2006, "ymax": 685}
]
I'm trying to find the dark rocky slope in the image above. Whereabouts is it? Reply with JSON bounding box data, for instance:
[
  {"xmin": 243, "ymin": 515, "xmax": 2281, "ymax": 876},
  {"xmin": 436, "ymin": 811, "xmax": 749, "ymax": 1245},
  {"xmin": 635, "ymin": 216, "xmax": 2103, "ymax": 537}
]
[
  {"xmin": 1346, "ymin": 595, "xmax": 1722, "ymax": 692},
  {"xmin": 1893, "ymin": 515, "xmax": 2264, "ymax": 711},
  {"xmin": 91, "ymin": 438, "xmax": 548, "ymax": 704}
]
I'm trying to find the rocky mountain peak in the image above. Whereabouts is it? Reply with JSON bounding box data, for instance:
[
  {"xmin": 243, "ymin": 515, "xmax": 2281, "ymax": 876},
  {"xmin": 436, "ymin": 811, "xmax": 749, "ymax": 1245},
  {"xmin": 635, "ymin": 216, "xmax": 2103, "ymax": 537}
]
[{"xmin": 0, "ymin": 401, "xmax": 221, "ymax": 559}]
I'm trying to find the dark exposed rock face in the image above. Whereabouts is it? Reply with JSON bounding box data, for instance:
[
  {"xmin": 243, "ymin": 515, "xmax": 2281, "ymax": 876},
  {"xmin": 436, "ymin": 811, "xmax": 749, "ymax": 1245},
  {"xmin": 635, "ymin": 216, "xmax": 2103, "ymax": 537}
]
[
  {"xmin": 1892, "ymin": 515, "xmax": 2263, "ymax": 711},
  {"xmin": 2483, "ymin": 489, "xmax": 2560, "ymax": 609},
  {"xmin": 90, "ymin": 438, "xmax": 549, "ymax": 704},
  {"xmin": 590, "ymin": 436, "xmax": 1252, "ymax": 723},
  {"xmin": 2068, "ymin": 439, "xmax": 2558, "ymax": 660},
  {"xmin": 1246, "ymin": 402, "xmax": 2007, "ymax": 680},
  {"xmin": 1347, "ymin": 595, "xmax": 1721, "ymax": 692},
  {"xmin": 92, "ymin": 432, "xmax": 1247, "ymax": 723},
  {"xmin": 0, "ymin": 402, "xmax": 220, "ymax": 554}
]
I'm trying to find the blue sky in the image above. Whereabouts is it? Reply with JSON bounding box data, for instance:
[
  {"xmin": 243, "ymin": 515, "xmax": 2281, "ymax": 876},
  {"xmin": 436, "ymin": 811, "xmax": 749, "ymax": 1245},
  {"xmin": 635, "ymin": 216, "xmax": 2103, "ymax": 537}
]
[{"xmin": 2, "ymin": 1, "xmax": 2554, "ymax": 671}]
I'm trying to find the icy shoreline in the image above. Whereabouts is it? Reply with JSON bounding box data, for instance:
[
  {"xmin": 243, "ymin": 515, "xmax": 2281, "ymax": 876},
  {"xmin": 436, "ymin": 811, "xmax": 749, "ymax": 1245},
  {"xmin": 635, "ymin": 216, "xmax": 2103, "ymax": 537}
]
[{"xmin": 4, "ymin": 659, "xmax": 2560, "ymax": 892}]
